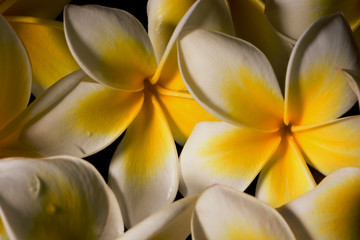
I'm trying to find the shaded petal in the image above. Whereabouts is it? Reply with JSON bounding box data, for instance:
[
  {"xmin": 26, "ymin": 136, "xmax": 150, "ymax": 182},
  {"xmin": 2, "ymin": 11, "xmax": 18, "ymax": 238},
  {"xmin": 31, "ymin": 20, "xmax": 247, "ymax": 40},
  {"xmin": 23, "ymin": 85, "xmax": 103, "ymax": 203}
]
[
  {"xmin": 147, "ymin": 0, "xmax": 196, "ymax": 62},
  {"xmin": 121, "ymin": 195, "xmax": 198, "ymax": 240},
  {"xmin": 108, "ymin": 91, "xmax": 178, "ymax": 228},
  {"xmin": 0, "ymin": 156, "xmax": 123, "ymax": 239},
  {"xmin": 256, "ymin": 137, "xmax": 316, "ymax": 208},
  {"xmin": 64, "ymin": 4, "xmax": 157, "ymax": 91},
  {"xmin": 228, "ymin": 0, "xmax": 292, "ymax": 90},
  {"xmin": 266, "ymin": 0, "xmax": 360, "ymax": 42},
  {"xmin": 355, "ymin": 26, "xmax": 360, "ymax": 46},
  {"xmin": 178, "ymin": 28, "xmax": 284, "ymax": 131},
  {"xmin": 278, "ymin": 167, "xmax": 360, "ymax": 239},
  {"xmin": 151, "ymin": 0, "xmax": 235, "ymax": 91},
  {"xmin": 0, "ymin": 14, "xmax": 31, "ymax": 130},
  {"xmin": 294, "ymin": 116, "xmax": 360, "ymax": 175},
  {"xmin": 192, "ymin": 185, "xmax": 295, "ymax": 240},
  {"xmin": 284, "ymin": 13, "xmax": 359, "ymax": 126},
  {"xmin": 7, "ymin": 16, "xmax": 79, "ymax": 96},
  {"xmin": 342, "ymin": 69, "xmax": 360, "ymax": 109},
  {"xmin": 0, "ymin": 70, "xmax": 143, "ymax": 157},
  {"xmin": 156, "ymin": 88, "xmax": 218, "ymax": 145},
  {"xmin": 179, "ymin": 121, "xmax": 281, "ymax": 196}
]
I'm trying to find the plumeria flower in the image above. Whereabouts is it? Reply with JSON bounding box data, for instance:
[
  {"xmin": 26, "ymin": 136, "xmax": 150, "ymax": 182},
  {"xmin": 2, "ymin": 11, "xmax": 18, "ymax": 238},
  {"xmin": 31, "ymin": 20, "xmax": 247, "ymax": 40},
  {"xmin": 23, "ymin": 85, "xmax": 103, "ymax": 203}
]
[
  {"xmin": 0, "ymin": 0, "xmax": 235, "ymax": 227},
  {"xmin": 0, "ymin": 156, "xmax": 123, "ymax": 239},
  {"xmin": 265, "ymin": 0, "xmax": 360, "ymax": 45},
  {"xmin": 0, "ymin": 0, "xmax": 79, "ymax": 96},
  {"xmin": 120, "ymin": 167, "xmax": 360, "ymax": 239},
  {"xmin": 178, "ymin": 13, "xmax": 360, "ymax": 207}
]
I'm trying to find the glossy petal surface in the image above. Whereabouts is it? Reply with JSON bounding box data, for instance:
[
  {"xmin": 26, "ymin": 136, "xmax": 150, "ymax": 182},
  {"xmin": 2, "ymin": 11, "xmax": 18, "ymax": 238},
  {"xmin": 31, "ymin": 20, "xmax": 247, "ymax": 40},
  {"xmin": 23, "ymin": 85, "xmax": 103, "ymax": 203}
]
[
  {"xmin": 8, "ymin": 16, "xmax": 79, "ymax": 96},
  {"xmin": 178, "ymin": 28, "xmax": 284, "ymax": 131},
  {"xmin": 180, "ymin": 121, "xmax": 281, "ymax": 196},
  {"xmin": 284, "ymin": 14, "xmax": 359, "ymax": 126},
  {"xmin": 278, "ymin": 167, "xmax": 360, "ymax": 240},
  {"xmin": 64, "ymin": 5, "xmax": 157, "ymax": 91},
  {"xmin": 109, "ymin": 91, "xmax": 178, "ymax": 227}
]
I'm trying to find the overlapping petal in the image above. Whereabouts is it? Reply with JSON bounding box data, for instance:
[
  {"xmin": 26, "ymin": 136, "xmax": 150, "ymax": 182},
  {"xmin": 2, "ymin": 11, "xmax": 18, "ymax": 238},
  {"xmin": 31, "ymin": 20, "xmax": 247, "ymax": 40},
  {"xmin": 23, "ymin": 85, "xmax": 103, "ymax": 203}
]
[
  {"xmin": 7, "ymin": 16, "xmax": 79, "ymax": 96},
  {"xmin": 0, "ymin": 156, "xmax": 123, "ymax": 239},
  {"xmin": 228, "ymin": 0, "xmax": 292, "ymax": 89},
  {"xmin": 64, "ymin": 4, "xmax": 157, "ymax": 91},
  {"xmin": 109, "ymin": 91, "xmax": 178, "ymax": 227},
  {"xmin": 0, "ymin": 70, "xmax": 143, "ymax": 157},
  {"xmin": 178, "ymin": 28, "xmax": 284, "ymax": 131},
  {"xmin": 121, "ymin": 195, "xmax": 198, "ymax": 240},
  {"xmin": 152, "ymin": 0, "xmax": 235, "ymax": 91},
  {"xmin": 256, "ymin": 137, "xmax": 316, "ymax": 208},
  {"xmin": 156, "ymin": 89, "xmax": 218, "ymax": 145},
  {"xmin": 0, "ymin": 15, "xmax": 31, "ymax": 130},
  {"xmin": 278, "ymin": 167, "xmax": 360, "ymax": 239},
  {"xmin": 2, "ymin": 0, "xmax": 70, "ymax": 18},
  {"xmin": 179, "ymin": 121, "xmax": 281, "ymax": 196},
  {"xmin": 192, "ymin": 185, "xmax": 295, "ymax": 240},
  {"xmin": 266, "ymin": 0, "xmax": 360, "ymax": 43},
  {"xmin": 342, "ymin": 69, "xmax": 360, "ymax": 109},
  {"xmin": 284, "ymin": 13, "xmax": 359, "ymax": 126},
  {"xmin": 294, "ymin": 116, "xmax": 360, "ymax": 175}
]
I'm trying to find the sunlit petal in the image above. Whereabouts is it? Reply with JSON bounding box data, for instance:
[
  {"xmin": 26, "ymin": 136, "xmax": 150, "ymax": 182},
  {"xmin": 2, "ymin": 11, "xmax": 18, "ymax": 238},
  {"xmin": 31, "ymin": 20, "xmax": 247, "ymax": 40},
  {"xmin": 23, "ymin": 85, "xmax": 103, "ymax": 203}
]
[
  {"xmin": 7, "ymin": 16, "xmax": 79, "ymax": 96},
  {"xmin": 64, "ymin": 4, "xmax": 157, "ymax": 91},
  {"xmin": 342, "ymin": 69, "xmax": 360, "ymax": 109},
  {"xmin": 3, "ymin": 0, "xmax": 70, "ymax": 18},
  {"xmin": 256, "ymin": 137, "xmax": 316, "ymax": 208},
  {"xmin": 178, "ymin": 28, "xmax": 284, "ymax": 131},
  {"xmin": 192, "ymin": 185, "xmax": 295, "ymax": 240},
  {"xmin": 179, "ymin": 121, "xmax": 281, "ymax": 196},
  {"xmin": 266, "ymin": 0, "xmax": 360, "ymax": 42},
  {"xmin": 147, "ymin": 0, "xmax": 195, "ymax": 62},
  {"xmin": 228, "ymin": 0, "xmax": 292, "ymax": 90},
  {"xmin": 0, "ymin": 70, "xmax": 143, "ymax": 157},
  {"xmin": 0, "ymin": 156, "xmax": 123, "ymax": 239},
  {"xmin": 285, "ymin": 13, "xmax": 359, "ymax": 126},
  {"xmin": 109, "ymin": 91, "xmax": 178, "ymax": 228},
  {"xmin": 278, "ymin": 167, "xmax": 360, "ymax": 239},
  {"xmin": 121, "ymin": 195, "xmax": 198, "ymax": 240},
  {"xmin": 152, "ymin": 0, "xmax": 235, "ymax": 91},
  {"xmin": 0, "ymin": 15, "xmax": 31, "ymax": 130},
  {"xmin": 294, "ymin": 116, "xmax": 360, "ymax": 175},
  {"xmin": 156, "ymin": 89, "xmax": 217, "ymax": 145}
]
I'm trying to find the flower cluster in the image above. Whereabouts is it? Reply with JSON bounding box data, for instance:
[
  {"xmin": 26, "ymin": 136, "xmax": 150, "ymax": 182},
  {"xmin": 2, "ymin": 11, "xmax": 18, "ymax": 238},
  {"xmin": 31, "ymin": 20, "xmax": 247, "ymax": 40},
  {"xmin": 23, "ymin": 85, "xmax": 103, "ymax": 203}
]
[{"xmin": 0, "ymin": 0, "xmax": 359, "ymax": 239}]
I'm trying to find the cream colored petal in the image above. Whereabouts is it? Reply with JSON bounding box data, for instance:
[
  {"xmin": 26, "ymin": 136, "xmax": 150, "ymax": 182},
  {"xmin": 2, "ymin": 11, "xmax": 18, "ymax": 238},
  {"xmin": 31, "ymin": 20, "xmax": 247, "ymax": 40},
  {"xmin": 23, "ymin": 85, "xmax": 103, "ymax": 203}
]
[
  {"xmin": 2, "ymin": 0, "xmax": 69, "ymax": 18},
  {"xmin": 7, "ymin": 16, "xmax": 79, "ymax": 96},
  {"xmin": 156, "ymin": 88, "xmax": 218, "ymax": 145},
  {"xmin": 0, "ymin": 70, "xmax": 144, "ymax": 157},
  {"xmin": 108, "ymin": 91, "xmax": 178, "ymax": 228},
  {"xmin": 64, "ymin": 4, "xmax": 157, "ymax": 91},
  {"xmin": 179, "ymin": 121, "xmax": 281, "ymax": 196},
  {"xmin": 256, "ymin": 137, "xmax": 316, "ymax": 208},
  {"xmin": 192, "ymin": 185, "xmax": 295, "ymax": 240},
  {"xmin": 151, "ymin": 0, "xmax": 235, "ymax": 91},
  {"xmin": 294, "ymin": 116, "xmax": 360, "ymax": 175},
  {"xmin": 266, "ymin": 0, "xmax": 360, "ymax": 42},
  {"xmin": 285, "ymin": 13, "xmax": 359, "ymax": 126},
  {"xmin": 121, "ymin": 195, "xmax": 198, "ymax": 240},
  {"xmin": 0, "ymin": 156, "xmax": 123, "ymax": 239},
  {"xmin": 342, "ymin": 69, "xmax": 360, "ymax": 109},
  {"xmin": 228, "ymin": 0, "xmax": 292, "ymax": 90},
  {"xmin": 178, "ymin": 28, "xmax": 284, "ymax": 131},
  {"xmin": 278, "ymin": 167, "xmax": 360, "ymax": 240},
  {"xmin": 147, "ymin": 0, "xmax": 196, "ymax": 62},
  {"xmin": 0, "ymin": 14, "xmax": 31, "ymax": 130}
]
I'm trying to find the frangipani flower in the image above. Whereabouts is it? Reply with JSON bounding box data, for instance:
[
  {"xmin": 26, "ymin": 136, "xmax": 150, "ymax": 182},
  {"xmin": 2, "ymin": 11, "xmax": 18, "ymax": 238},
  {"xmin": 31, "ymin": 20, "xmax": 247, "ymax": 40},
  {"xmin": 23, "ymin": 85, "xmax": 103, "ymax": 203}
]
[
  {"xmin": 0, "ymin": 156, "xmax": 123, "ymax": 239},
  {"xmin": 178, "ymin": 13, "xmax": 360, "ymax": 207},
  {"xmin": 0, "ymin": 0, "xmax": 234, "ymax": 227},
  {"xmin": 0, "ymin": 0, "xmax": 79, "ymax": 96},
  {"xmin": 265, "ymin": 0, "xmax": 360, "ymax": 45},
  {"xmin": 120, "ymin": 167, "xmax": 360, "ymax": 239}
]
